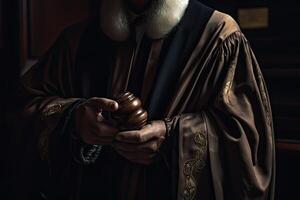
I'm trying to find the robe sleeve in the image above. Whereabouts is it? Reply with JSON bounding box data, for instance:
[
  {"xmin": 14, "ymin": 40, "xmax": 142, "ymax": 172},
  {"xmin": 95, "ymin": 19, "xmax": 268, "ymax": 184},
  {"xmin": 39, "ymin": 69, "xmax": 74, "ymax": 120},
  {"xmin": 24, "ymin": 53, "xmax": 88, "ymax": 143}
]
[
  {"xmin": 163, "ymin": 31, "xmax": 275, "ymax": 200},
  {"xmin": 19, "ymin": 30, "xmax": 85, "ymax": 162},
  {"xmin": 15, "ymin": 30, "xmax": 91, "ymax": 198}
]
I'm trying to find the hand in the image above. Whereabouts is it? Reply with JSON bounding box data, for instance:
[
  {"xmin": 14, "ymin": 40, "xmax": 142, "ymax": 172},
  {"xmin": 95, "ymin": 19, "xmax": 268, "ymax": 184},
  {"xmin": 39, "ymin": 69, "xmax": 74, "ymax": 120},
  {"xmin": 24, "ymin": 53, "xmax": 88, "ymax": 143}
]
[
  {"xmin": 113, "ymin": 121, "xmax": 167, "ymax": 165},
  {"xmin": 75, "ymin": 97, "xmax": 119, "ymax": 145}
]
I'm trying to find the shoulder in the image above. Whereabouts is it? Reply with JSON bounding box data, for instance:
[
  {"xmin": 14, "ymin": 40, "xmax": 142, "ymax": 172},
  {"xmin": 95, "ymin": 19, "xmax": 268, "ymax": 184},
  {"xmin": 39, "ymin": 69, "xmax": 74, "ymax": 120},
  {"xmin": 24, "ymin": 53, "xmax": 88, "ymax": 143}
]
[
  {"xmin": 181, "ymin": 1, "xmax": 242, "ymax": 43},
  {"xmin": 57, "ymin": 19, "xmax": 93, "ymax": 52},
  {"xmin": 41, "ymin": 19, "xmax": 98, "ymax": 65},
  {"xmin": 206, "ymin": 10, "xmax": 241, "ymax": 41}
]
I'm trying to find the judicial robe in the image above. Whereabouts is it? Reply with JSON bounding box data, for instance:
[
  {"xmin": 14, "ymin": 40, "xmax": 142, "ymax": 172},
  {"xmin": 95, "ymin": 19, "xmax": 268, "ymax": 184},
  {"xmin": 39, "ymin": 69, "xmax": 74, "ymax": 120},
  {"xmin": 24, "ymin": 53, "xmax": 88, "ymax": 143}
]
[{"xmin": 16, "ymin": 1, "xmax": 275, "ymax": 199}]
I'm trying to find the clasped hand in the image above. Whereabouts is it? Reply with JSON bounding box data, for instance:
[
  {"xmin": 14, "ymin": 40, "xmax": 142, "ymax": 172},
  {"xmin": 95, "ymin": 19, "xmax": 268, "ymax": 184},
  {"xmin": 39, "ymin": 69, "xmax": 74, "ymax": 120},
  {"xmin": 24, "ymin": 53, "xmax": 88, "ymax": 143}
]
[{"xmin": 75, "ymin": 97, "xmax": 167, "ymax": 165}]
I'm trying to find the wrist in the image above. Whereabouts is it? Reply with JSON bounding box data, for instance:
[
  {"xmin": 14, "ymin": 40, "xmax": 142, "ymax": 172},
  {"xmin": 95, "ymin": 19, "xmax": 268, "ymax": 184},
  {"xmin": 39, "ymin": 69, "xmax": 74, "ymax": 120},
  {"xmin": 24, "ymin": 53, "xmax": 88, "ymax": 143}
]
[
  {"xmin": 163, "ymin": 117, "xmax": 173, "ymax": 137},
  {"xmin": 73, "ymin": 99, "xmax": 92, "ymax": 142},
  {"xmin": 152, "ymin": 119, "xmax": 173, "ymax": 168},
  {"xmin": 69, "ymin": 99, "xmax": 103, "ymax": 164}
]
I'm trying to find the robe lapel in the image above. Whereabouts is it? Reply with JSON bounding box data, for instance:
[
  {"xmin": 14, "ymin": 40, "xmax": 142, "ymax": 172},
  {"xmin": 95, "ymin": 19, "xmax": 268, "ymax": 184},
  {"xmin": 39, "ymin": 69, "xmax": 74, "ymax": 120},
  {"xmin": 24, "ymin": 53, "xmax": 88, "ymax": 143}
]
[
  {"xmin": 110, "ymin": 41, "xmax": 136, "ymax": 98},
  {"xmin": 147, "ymin": 0, "xmax": 214, "ymax": 119}
]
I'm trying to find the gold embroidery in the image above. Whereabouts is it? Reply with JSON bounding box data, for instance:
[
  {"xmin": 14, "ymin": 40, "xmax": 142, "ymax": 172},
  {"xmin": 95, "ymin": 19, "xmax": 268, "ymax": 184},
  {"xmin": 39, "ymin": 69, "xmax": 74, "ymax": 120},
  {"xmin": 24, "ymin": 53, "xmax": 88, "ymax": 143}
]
[
  {"xmin": 42, "ymin": 104, "xmax": 63, "ymax": 119},
  {"xmin": 38, "ymin": 99, "xmax": 80, "ymax": 160},
  {"xmin": 182, "ymin": 130, "xmax": 207, "ymax": 200},
  {"xmin": 39, "ymin": 103, "xmax": 63, "ymax": 159},
  {"xmin": 220, "ymin": 65, "xmax": 236, "ymax": 104}
]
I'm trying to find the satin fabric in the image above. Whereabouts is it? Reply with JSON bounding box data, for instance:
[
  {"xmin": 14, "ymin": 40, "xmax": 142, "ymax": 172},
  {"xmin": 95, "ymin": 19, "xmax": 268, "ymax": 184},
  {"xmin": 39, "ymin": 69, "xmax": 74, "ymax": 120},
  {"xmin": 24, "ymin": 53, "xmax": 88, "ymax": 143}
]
[{"xmin": 16, "ymin": 1, "xmax": 274, "ymax": 200}]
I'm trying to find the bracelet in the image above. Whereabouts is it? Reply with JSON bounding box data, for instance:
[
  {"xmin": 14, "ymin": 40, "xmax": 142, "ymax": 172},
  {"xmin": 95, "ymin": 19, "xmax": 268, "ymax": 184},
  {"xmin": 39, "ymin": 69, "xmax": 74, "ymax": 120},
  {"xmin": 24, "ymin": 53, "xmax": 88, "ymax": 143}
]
[{"xmin": 79, "ymin": 144, "xmax": 103, "ymax": 165}]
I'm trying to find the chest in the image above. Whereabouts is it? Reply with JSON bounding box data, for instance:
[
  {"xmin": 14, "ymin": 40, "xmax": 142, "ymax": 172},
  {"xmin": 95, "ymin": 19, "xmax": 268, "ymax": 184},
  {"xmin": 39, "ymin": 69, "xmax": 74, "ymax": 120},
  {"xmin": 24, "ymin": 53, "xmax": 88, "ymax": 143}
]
[{"xmin": 75, "ymin": 29, "xmax": 202, "ymax": 119}]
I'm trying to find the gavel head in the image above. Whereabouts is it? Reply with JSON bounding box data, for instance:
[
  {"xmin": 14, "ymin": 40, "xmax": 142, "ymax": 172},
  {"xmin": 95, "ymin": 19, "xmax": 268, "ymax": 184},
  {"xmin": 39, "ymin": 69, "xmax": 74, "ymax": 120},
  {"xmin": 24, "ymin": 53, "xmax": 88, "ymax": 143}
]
[{"xmin": 112, "ymin": 92, "xmax": 148, "ymax": 130}]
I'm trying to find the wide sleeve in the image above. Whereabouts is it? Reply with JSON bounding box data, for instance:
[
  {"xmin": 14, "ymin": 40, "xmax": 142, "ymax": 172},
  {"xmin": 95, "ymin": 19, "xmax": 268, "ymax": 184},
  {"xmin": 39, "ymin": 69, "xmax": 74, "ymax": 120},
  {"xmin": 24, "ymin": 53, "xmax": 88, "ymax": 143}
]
[
  {"xmin": 209, "ymin": 32, "xmax": 274, "ymax": 200},
  {"xmin": 19, "ymin": 32, "xmax": 82, "ymax": 161},
  {"xmin": 164, "ymin": 32, "xmax": 275, "ymax": 200},
  {"xmin": 12, "ymin": 30, "xmax": 88, "ymax": 199}
]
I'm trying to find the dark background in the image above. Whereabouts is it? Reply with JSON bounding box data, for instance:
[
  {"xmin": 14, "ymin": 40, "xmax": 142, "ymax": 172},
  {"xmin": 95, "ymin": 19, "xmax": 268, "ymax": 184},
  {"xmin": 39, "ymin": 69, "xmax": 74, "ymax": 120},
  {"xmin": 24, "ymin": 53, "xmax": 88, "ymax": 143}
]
[{"xmin": 1, "ymin": 0, "xmax": 299, "ymax": 199}]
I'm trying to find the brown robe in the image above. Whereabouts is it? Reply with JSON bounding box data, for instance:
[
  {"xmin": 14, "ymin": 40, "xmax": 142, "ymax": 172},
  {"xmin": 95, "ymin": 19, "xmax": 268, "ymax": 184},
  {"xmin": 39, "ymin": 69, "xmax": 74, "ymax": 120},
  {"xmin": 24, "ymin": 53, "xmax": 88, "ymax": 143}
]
[{"xmin": 16, "ymin": 1, "xmax": 275, "ymax": 200}]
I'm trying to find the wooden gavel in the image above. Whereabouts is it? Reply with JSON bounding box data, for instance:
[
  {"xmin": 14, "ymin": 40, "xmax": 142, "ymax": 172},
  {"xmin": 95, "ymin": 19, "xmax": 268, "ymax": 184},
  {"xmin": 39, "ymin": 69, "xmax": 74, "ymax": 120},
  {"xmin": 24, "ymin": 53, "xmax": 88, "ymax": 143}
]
[{"xmin": 112, "ymin": 92, "xmax": 148, "ymax": 131}]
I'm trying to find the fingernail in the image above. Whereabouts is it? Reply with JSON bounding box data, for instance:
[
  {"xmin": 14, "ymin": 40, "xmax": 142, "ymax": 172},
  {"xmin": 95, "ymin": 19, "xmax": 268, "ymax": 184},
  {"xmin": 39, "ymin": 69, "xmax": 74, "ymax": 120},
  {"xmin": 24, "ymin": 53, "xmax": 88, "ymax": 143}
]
[{"xmin": 112, "ymin": 102, "xmax": 118, "ymax": 110}]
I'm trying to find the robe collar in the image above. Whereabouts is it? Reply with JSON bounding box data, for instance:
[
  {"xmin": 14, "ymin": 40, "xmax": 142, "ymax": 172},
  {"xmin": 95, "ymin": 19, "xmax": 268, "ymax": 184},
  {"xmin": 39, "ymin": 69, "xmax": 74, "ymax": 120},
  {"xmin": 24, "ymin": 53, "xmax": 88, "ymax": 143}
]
[{"xmin": 100, "ymin": 0, "xmax": 190, "ymax": 41}]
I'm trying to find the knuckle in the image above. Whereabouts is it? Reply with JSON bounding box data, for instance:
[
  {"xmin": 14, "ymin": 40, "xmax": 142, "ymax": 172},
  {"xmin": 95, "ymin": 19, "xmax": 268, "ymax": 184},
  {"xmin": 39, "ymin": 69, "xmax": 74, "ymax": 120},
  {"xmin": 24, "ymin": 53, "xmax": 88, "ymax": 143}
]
[
  {"xmin": 101, "ymin": 98, "xmax": 116, "ymax": 110},
  {"xmin": 145, "ymin": 124, "xmax": 152, "ymax": 129},
  {"xmin": 151, "ymin": 143, "xmax": 158, "ymax": 152},
  {"xmin": 141, "ymin": 143, "xmax": 157, "ymax": 154},
  {"xmin": 135, "ymin": 132, "xmax": 143, "ymax": 142},
  {"xmin": 147, "ymin": 143, "xmax": 157, "ymax": 153}
]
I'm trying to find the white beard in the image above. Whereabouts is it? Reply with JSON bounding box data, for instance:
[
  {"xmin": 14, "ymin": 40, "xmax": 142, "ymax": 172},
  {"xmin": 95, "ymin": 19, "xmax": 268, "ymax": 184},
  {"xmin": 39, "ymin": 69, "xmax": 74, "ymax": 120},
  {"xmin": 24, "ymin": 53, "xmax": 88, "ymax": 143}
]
[{"xmin": 100, "ymin": 0, "xmax": 190, "ymax": 41}]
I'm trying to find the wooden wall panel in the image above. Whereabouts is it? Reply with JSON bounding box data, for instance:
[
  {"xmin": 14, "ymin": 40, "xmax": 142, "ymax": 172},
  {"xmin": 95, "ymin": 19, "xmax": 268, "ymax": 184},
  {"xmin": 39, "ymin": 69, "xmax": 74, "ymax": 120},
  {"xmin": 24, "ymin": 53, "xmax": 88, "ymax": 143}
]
[
  {"xmin": 29, "ymin": 0, "xmax": 92, "ymax": 58},
  {"xmin": 0, "ymin": 0, "xmax": 3, "ymax": 48}
]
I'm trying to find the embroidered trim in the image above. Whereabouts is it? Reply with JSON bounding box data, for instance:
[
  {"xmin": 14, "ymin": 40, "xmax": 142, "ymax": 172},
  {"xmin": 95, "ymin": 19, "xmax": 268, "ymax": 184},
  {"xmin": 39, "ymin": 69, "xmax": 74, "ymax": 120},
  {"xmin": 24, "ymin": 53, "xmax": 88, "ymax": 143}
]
[
  {"xmin": 39, "ymin": 103, "xmax": 64, "ymax": 160},
  {"xmin": 38, "ymin": 99, "xmax": 85, "ymax": 160},
  {"xmin": 182, "ymin": 129, "xmax": 207, "ymax": 200},
  {"xmin": 42, "ymin": 103, "xmax": 63, "ymax": 119}
]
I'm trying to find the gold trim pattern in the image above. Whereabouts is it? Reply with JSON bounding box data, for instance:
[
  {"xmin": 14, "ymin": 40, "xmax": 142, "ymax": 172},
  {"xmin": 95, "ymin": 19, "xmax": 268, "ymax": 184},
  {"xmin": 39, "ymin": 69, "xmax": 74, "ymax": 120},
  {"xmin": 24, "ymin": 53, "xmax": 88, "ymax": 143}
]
[
  {"xmin": 182, "ymin": 130, "xmax": 207, "ymax": 200},
  {"xmin": 42, "ymin": 103, "xmax": 63, "ymax": 119},
  {"xmin": 39, "ymin": 103, "xmax": 65, "ymax": 160}
]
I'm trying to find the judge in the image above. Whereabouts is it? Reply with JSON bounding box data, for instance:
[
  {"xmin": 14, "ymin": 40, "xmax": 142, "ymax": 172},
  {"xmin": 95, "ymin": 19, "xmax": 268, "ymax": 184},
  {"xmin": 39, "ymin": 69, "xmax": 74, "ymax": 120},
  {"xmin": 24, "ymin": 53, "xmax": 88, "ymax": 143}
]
[{"xmin": 17, "ymin": 0, "xmax": 275, "ymax": 199}]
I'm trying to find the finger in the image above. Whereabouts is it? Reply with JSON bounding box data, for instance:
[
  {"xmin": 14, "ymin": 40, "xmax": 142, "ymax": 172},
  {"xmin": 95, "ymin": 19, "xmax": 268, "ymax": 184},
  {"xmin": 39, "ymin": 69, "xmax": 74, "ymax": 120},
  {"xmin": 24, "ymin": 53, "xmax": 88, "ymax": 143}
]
[
  {"xmin": 112, "ymin": 141, "xmax": 136, "ymax": 152},
  {"xmin": 87, "ymin": 97, "xmax": 119, "ymax": 112},
  {"xmin": 115, "ymin": 130, "xmax": 140, "ymax": 143},
  {"xmin": 92, "ymin": 122, "xmax": 119, "ymax": 137},
  {"xmin": 115, "ymin": 126, "xmax": 156, "ymax": 144}
]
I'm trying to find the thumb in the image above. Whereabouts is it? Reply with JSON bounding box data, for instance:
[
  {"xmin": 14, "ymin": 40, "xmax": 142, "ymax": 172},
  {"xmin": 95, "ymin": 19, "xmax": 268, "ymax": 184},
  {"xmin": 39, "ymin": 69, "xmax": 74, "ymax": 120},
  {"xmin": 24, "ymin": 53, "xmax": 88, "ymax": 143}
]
[{"xmin": 87, "ymin": 97, "xmax": 119, "ymax": 112}]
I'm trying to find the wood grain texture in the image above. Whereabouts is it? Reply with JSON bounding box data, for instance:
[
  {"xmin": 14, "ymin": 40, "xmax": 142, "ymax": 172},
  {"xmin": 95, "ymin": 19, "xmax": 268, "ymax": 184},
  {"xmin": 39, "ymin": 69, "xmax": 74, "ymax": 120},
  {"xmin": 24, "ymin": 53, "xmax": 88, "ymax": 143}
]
[
  {"xmin": 29, "ymin": 0, "xmax": 92, "ymax": 57},
  {"xmin": 113, "ymin": 92, "xmax": 148, "ymax": 130},
  {"xmin": 276, "ymin": 140, "xmax": 300, "ymax": 151}
]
